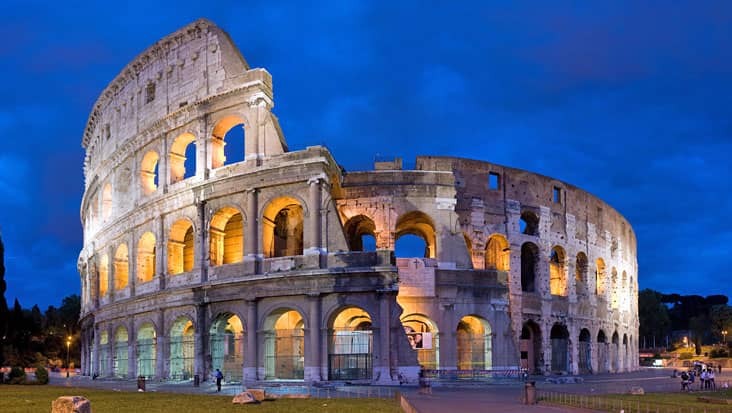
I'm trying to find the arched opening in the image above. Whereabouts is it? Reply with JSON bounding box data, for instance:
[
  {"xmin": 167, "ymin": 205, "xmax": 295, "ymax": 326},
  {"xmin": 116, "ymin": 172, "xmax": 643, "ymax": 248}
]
[
  {"xmin": 343, "ymin": 215, "xmax": 376, "ymax": 252},
  {"xmin": 210, "ymin": 314, "xmax": 244, "ymax": 382},
  {"xmin": 485, "ymin": 234, "xmax": 509, "ymax": 271},
  {"xmin": 520, "ymin": 321, "xmax": 542, "ymax": 374},
  {"xmin": 401, "ymin": 314, "xmax": 439, "ymax": 369},
  {"xmin": 456, "ymin": 315, "xmax": 492, "ymax": 370},
  {"xmin": 622, "ymin": 334, "xmax": 628, "ymax": 372},
  {"xmin": 170, "ymin": 133, "xmax": 197, "ymax": 183},
  {"xmin": 264, "ymin": 309, "xmax": 305, "ymax": 380},
  {"xmin": 169, "ymin": 317, "xmax": 195, "ymax": 380},
  {"xmin": 99, "ymin": 254, "xmax": 109, "ymax": 297},
  {"xmin": 328, "ymin": 307, "xmax": 373, "ymax": 380},
  {"xmin": 210, "ymin": 207, "xmax": 243, "ymax": 266},
  {"xmin": 102, "ymin": 183, "xmax": 112, "ymax": 221},
  {"xmin": 575, "ymin": 252, "xmax": 589, "ymax": 297},
  {"xmin": 168, "ymin": 220, "xmax": 195, "ymax": 275},
  {"xmin": 521, "ymin": 242, "xmax": 539, "ymax": 292},
  {"xmin": 611, "ymin": 331, "xmax": 620, "ymax": 372},
  {"xmin": 578, "ymin": 328, "xmax": 592, "ymax": 374},
  {"xmin": 263, "ymin": 197, "xmax": 304, "ymax": 258},
  {"xmin": 595, "ymin": 258, "xmax": 606, "ymax": 296},
  {"xmin": 395, "ymin": 211, "xmax": 436, "ymax": 258},
  {"xmin": 549, "ymin": 246, "xmax": 567, "ymax": 296},
  {"xmin": 137, "ymin": 232, "xmax": 156, "ymax": 283},
  {"xmin": 519, "ymin": 211, "xmax": 539, "ymax": 235},
  {"xmin": 136, "ymin": 323, "xmax": 156, "ymax": 379},
  {"xmin": 611, "ymin": 268, "xmax": 619, "ymax": 309},
  {"xmin": 211, "ymin": 115, "xmax": 245, "ymax": 168},
  {"xmin": 463, "ymin": 233, "xmax": 474, "ymax": 268},
  {"xmin": 140, "ymin": 150, "xmax": 160, "ymax": 195},
  {"xmin": 99, "ymin": 331, "xmax": 110, "ymax": 377},
  {"xmin": 113, "ymin": 326, "xmax": 128, "ymax": 378},
  {"xmin": 114, "ymin": 244, "xmax": 129, "ymax": 291},
  {"xmin": 597, "ymin": 330, "xmax": 608, "ymax": 373},
  {"xmin": 550, "ymin": 324, "xmax": 569, "ymax": 373}
]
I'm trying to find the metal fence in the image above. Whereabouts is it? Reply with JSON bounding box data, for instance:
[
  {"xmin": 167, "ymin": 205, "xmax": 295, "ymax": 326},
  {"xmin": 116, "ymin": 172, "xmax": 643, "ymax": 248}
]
[{"xmin": 536, "ymin": 389, "xmax": 729, "ymax": 413}]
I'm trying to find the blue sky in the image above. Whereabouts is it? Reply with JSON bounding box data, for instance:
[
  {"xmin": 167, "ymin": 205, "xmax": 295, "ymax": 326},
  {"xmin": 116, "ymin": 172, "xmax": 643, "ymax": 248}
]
[{"xmin": 0, "ymin": 1, "xmax": 730, "ymax": 308}]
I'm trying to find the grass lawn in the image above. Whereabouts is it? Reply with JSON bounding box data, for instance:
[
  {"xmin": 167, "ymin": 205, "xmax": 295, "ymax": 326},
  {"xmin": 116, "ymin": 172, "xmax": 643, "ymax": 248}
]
[
  {"xmin": 541, "ymin": 389, "xmax": 732, "ymax": 412},
  {"xmin": 0, "ymin": 385, "xmax": 402, "ymax": 413}
]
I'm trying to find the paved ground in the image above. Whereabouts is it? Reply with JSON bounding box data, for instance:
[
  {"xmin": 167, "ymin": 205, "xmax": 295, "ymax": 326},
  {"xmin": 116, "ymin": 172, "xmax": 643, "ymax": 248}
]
[{"xmin": 48, "ymin": 368, "xmax": 732, "ymax": 413}]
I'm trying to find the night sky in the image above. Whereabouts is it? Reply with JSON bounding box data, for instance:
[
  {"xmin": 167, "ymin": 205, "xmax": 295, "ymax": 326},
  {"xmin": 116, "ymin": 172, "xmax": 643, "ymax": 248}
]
[{"xmin": 1, "ymin": 1, "xmax": 730, "ymax": 308}]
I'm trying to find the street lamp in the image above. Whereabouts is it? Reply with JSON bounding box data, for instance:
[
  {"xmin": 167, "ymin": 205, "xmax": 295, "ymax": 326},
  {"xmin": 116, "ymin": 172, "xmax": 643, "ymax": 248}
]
[
  {"xmin": 66, "ymin": 336, "xmax": 72, "ymax": 378},
  {"xmin": 723, "ymin": 330, "xmax": 728, "ymax": 344}
]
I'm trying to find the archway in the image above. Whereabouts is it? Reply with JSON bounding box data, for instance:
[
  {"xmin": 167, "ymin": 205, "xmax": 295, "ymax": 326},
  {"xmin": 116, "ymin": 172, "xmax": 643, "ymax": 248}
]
[
  {"xmin": 395, "ymin": 211, "xmax": 436, "ymax": 258},
  {"xmin": 210, "ymin": 314, "xmax": 244, "ymax": 382},
  {"xmin": 328, "ymin": 307, "xmax": 373, "ymax": 380},
  {"xmin": 170, "ymin": 132, "xmax": 197, "ymax": 183},
  {"xmin": 99, "ymin": 254, "xmax": 109, "ymax": 297},
  {"xmin": 168, "ymin": 219, "xmax": 195, "ymax": 274},
  {"xmin": 520, "ymin": 211, "xmax": 539, "ymax": 235},
  {"xmin": 114, "ymin": 244, "xmax": 128, "ymax": 290},
  {"xmin": 595, "ymin": 258, "xmax": 606, "ymax": 296},
  {"xmin": 140, "ymin": 150, "xmax": 159, "ymax": 195},
  {"xmin": 210, "ymin": 207, "xmax": 243, "ymax": 266},
  {"xmin": 578, "ymin": 328, "xmax": 592, "ymax": 374},
  {"xmin": 597, "ymin": 330, "xmax": 608, "ymax": 373},
  {"xmin": 102, "ymin": 183, "xmax": 112, "ymax": 221},
  {"xmin": 137, "ymin": 232, "xmax": 156, "ymax": 283},
  {"xmin": 611, "ymin": 268, "xmax": 619, "ymax": 309},
  {"xmin": 343, "ymin": 215, "xmax": 376, "ymax": 252},
  {"xmin": 575, "ymin": 252, "xmax": 589, "ymax": 297},
  {"xmin": 549, "ymin": 246, "xmax": 567, "ymax": 296},
  {"xmin": 456, "ymin": 315, "xmax": 492, "ymax": 370},
  {"xmin": 611, "ymin": 332, "xmax": 620, "ymax": 372},
  {"xmin": 520, "ymin": 321, "xmax": 542, "ymax": 373},
  {"xmin": 622, "ymin": 334, "xmax": 628, "ymax": 372},
  {"xmin": 169, "ymin": 317, "xmax": 195, "ymax": 380},
  {"xmin": 550, "ymin": 324, "xmax": 569, "ymax": 373},
  {"xmin": 136, "ymin": 323, "xmax": 156, "ymax": 379},
  {"xmin": 212, "ymin": 115, "xmax": 246, "ymax": 168},
  {"xmin": 401, "ymin": 314, "xmax": 439, "ymax": 369},
  {"xmin": 521, "ymin": 243, "xmax": 539, "ymax": 292},
  {"xmin": 263, "ymin": 197, "xmax": 304, "ymax": 258},
  {"xmin": 485, "ymin": 234, "xmax": 509, "ymax": 271},
  {"xmin": 99, "ymin": 331, "xmax": 110, "ymax": 377},
  {"xmin": 113, "ymin": 326, "xmax": 128, "ymax": 378},
  {"xmin": 264, "ymin": 309, "xmax": 305, "ymax": 380}
]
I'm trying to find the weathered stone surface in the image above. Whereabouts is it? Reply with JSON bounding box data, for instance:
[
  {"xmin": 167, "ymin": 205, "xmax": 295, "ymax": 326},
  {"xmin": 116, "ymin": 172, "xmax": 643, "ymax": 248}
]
[
  {"xmin": 51, "ymin": 396, "xmax": 91, "ymax": 413},
  {"xmin": 629, "ymin": 386, "xmax": 645, "ymax": 395},
  {"xmin": 232, "ymin": 391, "xmax": 259, "ymax": 404},
  {"xmin": 247, "ymin": 389, "xmax": 266, "ymax": 401}
]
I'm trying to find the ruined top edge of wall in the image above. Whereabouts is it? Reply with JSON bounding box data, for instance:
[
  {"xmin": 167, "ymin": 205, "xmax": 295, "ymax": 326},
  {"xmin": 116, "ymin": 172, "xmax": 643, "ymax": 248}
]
[{"xmin": 81, "ymin": 18, "xmax": 249, "ymax": 149}]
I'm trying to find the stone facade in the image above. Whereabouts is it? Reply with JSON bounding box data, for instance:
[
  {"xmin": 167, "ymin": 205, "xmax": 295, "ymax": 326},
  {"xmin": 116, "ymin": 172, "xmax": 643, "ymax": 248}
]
[{"xmin": 78, "ymin": 19, "xmax": 638, "ymax": 384}]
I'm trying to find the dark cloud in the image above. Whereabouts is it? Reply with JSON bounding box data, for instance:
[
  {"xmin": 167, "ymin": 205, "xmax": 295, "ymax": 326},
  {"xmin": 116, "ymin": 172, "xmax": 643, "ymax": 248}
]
[{"xmin": 1, "ymin": 0, "xmax": 730, "ymax": 307}]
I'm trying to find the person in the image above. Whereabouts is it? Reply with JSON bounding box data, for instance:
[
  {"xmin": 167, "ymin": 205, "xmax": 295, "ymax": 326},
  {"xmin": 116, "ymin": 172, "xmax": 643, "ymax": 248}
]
[
  {"xmin": 709, "ymin": 369, "xmax": 716, "ymax": 390},
  {"xmin": 414, "ymin": 333, "xmax": 424, "ymax": 349},
  {"xmin": 719, "ymin": 364, "xmax": 723, "ymax": 374},
  {"xmin": 215, "ymin": 368, "xmax": 223, "ymax": 392},
  {"xmin": 418, "ymin": 369, "xmax": 432, "ymax": 395},
  {"xmin": 680, "ymin": 370, "xmax": 690, "ymax": 391}
]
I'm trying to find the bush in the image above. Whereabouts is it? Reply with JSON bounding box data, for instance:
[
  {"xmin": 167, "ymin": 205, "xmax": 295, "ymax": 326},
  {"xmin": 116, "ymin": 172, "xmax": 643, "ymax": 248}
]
[
  {"xmin": 710, "ymin": 348, "xmax": 729, "ymax": 358},
  {"xmin": 679, "ymin": 352, "xmax": 694, "ymax": 360},
  {"xmin": 34, "ymin": 365, "xmax": 49, "ymax": 384},
  {"xmin": 8, "ymin": 367, "xmax": 26, "ymax": 384}
]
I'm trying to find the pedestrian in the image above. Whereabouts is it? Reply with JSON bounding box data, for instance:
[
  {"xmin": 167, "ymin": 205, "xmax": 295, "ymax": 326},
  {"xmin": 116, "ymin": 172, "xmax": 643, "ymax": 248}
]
[
  {"xmin": 680, "ymin": 370, "xmax": 690, "ymax": 392},
  {"xmin": 701, "ymin": 369, "xmax": 709, "ymax": 390},
  {"xmin": 709, "ymin": 369, "xmax": 716, "ymax": 390},
  {"xmin": 719, "ymin": 364, "xmax": 723, "ymax": 374},
  {"xmin": 215, "ymin": 368, "xmax": 223, "ymax": 392}
]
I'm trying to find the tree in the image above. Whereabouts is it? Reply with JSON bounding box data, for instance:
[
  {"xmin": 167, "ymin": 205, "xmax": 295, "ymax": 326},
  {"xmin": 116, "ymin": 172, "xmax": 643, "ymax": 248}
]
[
  {"xmin": 0, "ymin": 232, "xmax": 6, "ymax": 367},
  {"xmin": 638, "ymin": 289, "xmax": 671, "ymax": 346},
  {"xmin": 710, "ymin": 305, "xmax": 732, "ymax": 341}
]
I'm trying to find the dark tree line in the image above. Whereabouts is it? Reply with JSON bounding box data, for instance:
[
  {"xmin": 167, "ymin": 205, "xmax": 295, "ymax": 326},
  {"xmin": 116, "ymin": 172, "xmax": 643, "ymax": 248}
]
[
  {"xmin": 639, "ymin": 288, "xmax": 732, "ymax": 354},
  {"xmin": 0, "ymin": 232, "xmax": 81, "ymax": 368}
]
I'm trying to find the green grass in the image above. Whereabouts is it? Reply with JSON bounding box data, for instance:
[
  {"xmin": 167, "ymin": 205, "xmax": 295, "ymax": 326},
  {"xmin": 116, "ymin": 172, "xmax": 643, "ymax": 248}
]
[
  {"xmin": 0, "ymin": 385, "xmax": 402, "ymax": 413},
  {"xmin": 541, "ymin": 389, "xmax": 732, "ymax": 412}
]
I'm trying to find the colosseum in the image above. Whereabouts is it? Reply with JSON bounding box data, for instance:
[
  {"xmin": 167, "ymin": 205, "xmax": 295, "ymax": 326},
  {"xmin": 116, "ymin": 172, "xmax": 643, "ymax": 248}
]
[{"xmin": 78, "ymin": 19, "xmax": 638, "ymax": 384}]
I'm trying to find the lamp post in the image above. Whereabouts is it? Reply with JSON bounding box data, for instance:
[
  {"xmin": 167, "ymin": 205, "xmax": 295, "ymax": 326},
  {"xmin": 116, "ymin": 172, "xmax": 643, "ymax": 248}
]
[
  {"xmin": 723, "ymin": 330, "xmax": 728, "ymax": 345},
  {"xmin": 66, "ymin": 336, "xmax": 72, "ymax": 378}
]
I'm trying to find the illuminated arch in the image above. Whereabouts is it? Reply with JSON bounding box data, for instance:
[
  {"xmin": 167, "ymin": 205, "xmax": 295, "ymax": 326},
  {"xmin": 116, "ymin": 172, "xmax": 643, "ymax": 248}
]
[
  {"xmin": 401, "ymin": 314, "xmax": 439, "ymax": 369},
  {"xmin": 263, "ymin": 197, "xmax": 304, "ymax": 258},
  {"xmin": 113, "ymin": 244, "xmax": 128, "ymax": 291},
  {"xmin": 101, "ymin": 183, "xmax": 112, "ymax": 221},
  {"xmin": 137, "ymin": 232, "xmax": 156, "ymax": 283},
  {"xmin": 210, "ymin": 313, "xmax": 244, "ymax": 382},
  {"xmin": 549, "ymin": 246, "xmax": 567, "ymax": 296},
  {"xmin": 485, "ymin": 234, "xmax": 509, "ymax": 271},
  {"xmin": 211, "ymin": 115, "xmax": 245, "ymax": 168},
  {"xmin": 343, "ymin": 215, "xmax": 376, "ymax": 252},
  {"xmin": 168, "ymin": 219, "xmax": 195, "ymax": 274},
  {"xmin": 99, "ymin": 254, "xmax": 109, "ymax": 297},
  {"xmin": 113, "ymin": 326, "xmax": 129, "ymax": 378},
  {"xmin": 170, "ymin": 317, "xmax": 195, "ymax": 380},
  {"xmin": 263, "ymin": 309, "xmax": 305, "ymax": 380},
  {"xmin": 210, "ymin": 207, "xmax": 243, "ymax": 265},
  {"xmin": 328, "ymin": 307, "xmax": 373, "ymax": 380},
  {"xmin": 456, "ymin": 315, "xmax": 492, "ymax": 370},
  {"xmin": 140, "ymin": 150, "xmax": 159, "ymax": 195},
  {"xmin": 136, "ymin": 323, "xmax": 157, "ymax": 379},
  {"xmin": 169, "ymin": 132, "xmax": 197, "ymax": 183},
  {"xmin": 575, "ymin": 252, "xmax": 589, "ymax": 296},
  {"xmin": 595, "ymin": 258, "xmax": 606, "ymax": 296},
  {"xmin": 395, "ymin": 211, "xmax": 436, "ymax": 258}
]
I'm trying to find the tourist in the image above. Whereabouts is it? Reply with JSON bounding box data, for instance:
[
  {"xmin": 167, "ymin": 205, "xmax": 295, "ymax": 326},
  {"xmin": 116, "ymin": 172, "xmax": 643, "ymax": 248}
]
[
  {"xmin": 215, "ymin": 369, "xmax": 223, "ymax": 392},
  {"xmin": 709, "ymin": 369, "xmax": 716, "ymax": 390},
  {"xmin": 701, "ymin": 369, "xmax": 709, "ymax": 390},
  {"xmin": 680, "ymin": 370, "xmax": 690, "ymax": 391}
]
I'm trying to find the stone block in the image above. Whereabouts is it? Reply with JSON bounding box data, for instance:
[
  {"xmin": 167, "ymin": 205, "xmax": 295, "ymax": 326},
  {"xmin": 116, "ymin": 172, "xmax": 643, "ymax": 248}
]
[
  {"xmin": 51, "ymin": 396, "xmax": 91, "ymax": 413},
  {"xmin": 232, "ymin": 391, "xmax": 259, "ymax": 404}
]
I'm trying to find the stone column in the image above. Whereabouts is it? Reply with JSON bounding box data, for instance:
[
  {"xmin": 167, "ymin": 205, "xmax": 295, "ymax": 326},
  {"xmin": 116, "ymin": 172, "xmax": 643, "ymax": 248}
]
[
  {"xmin": 305, "ymin": 294, "xmax": 321, "ymax": 382},
  {"xmin": 195, "ymin": 304, "xmax": 207, "ymax": 381},
  {"xmin": 160, "ymin": 134, "xmax": 168, "ymax": 193},
  {"xmin": 105, "ymin": 326, "xmax": 114, "ymax": 378},
  {"xmin": 305, "ymin": 178, "xmax": 323, "ymax": 262},
  {"xmin": 127, "ymin": 322, "xmax": 136, "ymax": 379},
  {"xmin": 245, "ymin": 99, "xmax": 261, "ymax": 162},
  {"xmin": 243, "ymin": 300, "xmax": 258, "ymax": 382},
  {"xmin": 129, "ymin": 232, "xmax": 137, "ymax": 297},
  {"xmin": 245, "ymin": 189, "xmax": 261, "ymax": 273},
  {"xmin": 570, "ymin": 325, "xmax": 579, "ymax": 375},
  {"xmin": 157, "ymin": 217, "xmax": 166, "ymax": 290},
  {"xmin": 197, "ymin": 201, "xmax": 208, "ymax": 282},
  {"xmin": 107, "ymin": 246, "xmax": 115, "ymax": 303},
  {"xmin": 375, "ymin": 291, "xmax": 393, "ymax": 382}
]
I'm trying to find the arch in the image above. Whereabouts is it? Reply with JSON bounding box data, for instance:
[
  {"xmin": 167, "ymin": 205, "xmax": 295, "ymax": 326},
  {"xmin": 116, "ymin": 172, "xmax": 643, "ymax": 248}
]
[
  {"xmin": 169, "ymin": 132, "xmax": 197, "ymax": 183},
  {"xmin": 99, "ymin": 331, "xmax": 110, "ymax": 377},
  {"xmin": 210, "ymin": 207, "xmax": 244, "ymax": 265},
  {"xmin": 401, "ymin": 313, "xmax": 440, "ymax": 369},
  {"xmin": 521, "ymin": 242, "xmax": 539, "ymax": 292},
  {"xmin": 485, "ymin": 234, "xmax": 509, "ymax": 271},
  {"xmin": 140, "ymin": 150, "xmax": 160, "ymax": 195},
  {"xmin": 395, "ymin": 211, "xmax": 436, "ymax": 258},
  {"xmin": 549, "ymin": 246, "xmax": 567, "ymax": 296},
  {"xmin": 169, "ymin": 316, "xmax": 195, "ymax": 380},
  {"xmin": 210, "ymin": 313, "xmax": 244, "ymax": 382},
  {"xmin": 136, "ymin": 322, "xmax": 157, "ymax": 379},
  {"xmin": 575, "ymin": 252, "xmax": 589, "ymax": 296},
  {"xmin": 211, "ymin": 115, "xmax": 246, "ymax": 168},
  {"xmin": 113, "ymin": 326, "xmax": 129, "ymax": 378},
  {"xmin": 520, "ymin": 321, "xmax": 542, "ymax": 373},
  {"xmin": 137, "ymin": 232, "xmax": 156, "ymax": 283},
  {"xmin": 463, "ymin": 233, "xmax": 474, "ymax": 268},
  {"xmin": 263, "ymin": 309, "xmax": 305, "ymax": 380},
  {"xmin": 456, "ymin": 315, "xmax": 492, "ymax": 370},
  {"xmin": 328, "ymin": 307, "xmax": 373, "ymax": 380},
  {"xmin": 99, "ymin": 254, "xmax": 109, "ymax": 297},
  {"xmin": 611, "ymin": 268, "xmax": 619, "ymax": 309},
  {"xmin": 578, "ymin": 328, "xmax": 592, "ymax": 374},
  {"xmin": 611, "ymin": 331, "xmax": 620, "ymax": 372},
  {"xmin": 114, "ymin": 244, "xmax": 129, "ymax": 290},
  {"xmin": 520, "ymin": 211, "xmax": 539, "ymax": 235},
  {"xmin": 550, "ymin": 324, "xmax": 569, "ymax": 372},
  {"xmin": 597, "ymin": 329, "xmax": 609, "ymax": 373},
  {"xmin": 168, "ymin": 219, "xmax": 195, "ymax": 274},
  {"xmin": 263, "ymin": 197, "xmax": 304, "ymax": 258},
  {"xmin": 343, "ymin": 215, "xmax": 376, "ymax": 252},
  {"xmin": 595, "ymin": 258, "xmax": 606, "ymax": 296},
  {"xmin": 102, "ymin": 183, "xmax": 112, "ymax": 221}
]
